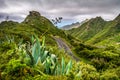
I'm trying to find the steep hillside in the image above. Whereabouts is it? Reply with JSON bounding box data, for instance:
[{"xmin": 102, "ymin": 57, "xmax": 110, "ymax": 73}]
[
  {"xmin": 0, "ymin": 11, "xmax": 66, "ymax": 46},
  {"xmin": 66, "ymin": 15, "xmax": 120, "ymax": 79},
  {"xmin": 87, "ymin": 14, "xmax": 120, "ymax": 45},
  {"xmin": 67, "ymin": 14, "xmax": 120, "ymax": 45},
  {"xmin": 68, "ymin": 17, "xmax": 106, "ymax": 40}
]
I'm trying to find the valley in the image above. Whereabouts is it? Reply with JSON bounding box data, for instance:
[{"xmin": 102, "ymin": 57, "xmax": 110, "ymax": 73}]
[{"xmin": 0, "ymin": 11, "xmax": 120, "ymax": 80}]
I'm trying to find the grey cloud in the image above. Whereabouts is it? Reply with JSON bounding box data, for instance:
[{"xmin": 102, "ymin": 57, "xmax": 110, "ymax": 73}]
[
  {"xmin": 40, "ymin": 0, "xmax": 120, "ymax": 9},
  {"xmin": 9, "ymin": 16, "xmax": 24, "ymax": 22},
  {"xmin": 37, "ymin": 0, "xmax": 120, "ymax": 20},
  {"xmin": 0, "ymin": 0, "xmax": 120, "ymax": 26},
  {"xmin": 0, "ymin": 12, "xmax": 9, "ymax": 19},
  {"xmin": 0, "ymin": 12, "xmax": 25, "ymax": 22},
  {"xmin": 0, "ymin": 0, "xmax": 7, "ymax": 8}
]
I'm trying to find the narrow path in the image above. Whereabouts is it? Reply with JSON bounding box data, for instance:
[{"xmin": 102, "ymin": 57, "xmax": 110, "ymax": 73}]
[{"xmin": 53, "ymin": 36, "xmax": 80, "ymax": 62}]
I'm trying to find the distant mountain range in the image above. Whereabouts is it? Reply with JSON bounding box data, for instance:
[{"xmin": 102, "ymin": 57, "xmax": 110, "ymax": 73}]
[
  {"xmin": 61, "ymin": 19, "xmax": 89, "ymax": 30},
  {"xmin": 61, "ymin": 22, "xmax": 80, "ymax": 30}
]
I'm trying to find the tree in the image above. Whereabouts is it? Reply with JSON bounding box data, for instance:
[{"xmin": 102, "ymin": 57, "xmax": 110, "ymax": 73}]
[{"xmin": 51, "ymin": 17, "xmax": 63, "ymax": 25}]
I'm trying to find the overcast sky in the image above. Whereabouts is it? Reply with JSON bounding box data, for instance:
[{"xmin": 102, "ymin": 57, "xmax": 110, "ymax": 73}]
[{"xmin": 0, "ymin": 0, "xmax": 120, "ymax": 27}]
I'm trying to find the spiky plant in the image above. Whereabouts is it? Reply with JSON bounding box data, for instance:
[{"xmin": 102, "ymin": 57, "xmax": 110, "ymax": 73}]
[
  {"xmin": 55, "ymin": 57, "xmax": 72, "ymax": 75},
  {"xmin": 25, "ymin": 35, "xmax": 73, "ymax": 75}
]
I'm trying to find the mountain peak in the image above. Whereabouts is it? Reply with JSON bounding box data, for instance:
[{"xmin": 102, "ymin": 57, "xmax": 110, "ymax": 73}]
[
  {"xmin": 24, "ymin": 11, "xmax": 42, "ymax": 23},
  {"xmin": 29, "ymin": 11, "xmax": 41, "ymax": 17},
  {"xmin": 89, "ymin": 16, "xmax": 104, "ymax": 23},
  {"xmin": 94, "ymin": 16, "xmax": 104, "ymax": 20}
]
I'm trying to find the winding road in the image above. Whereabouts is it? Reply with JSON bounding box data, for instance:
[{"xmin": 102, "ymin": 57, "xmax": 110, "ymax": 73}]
[{"xmin": 53, "ymin": 36, "xmax": 80, "ymax": 62}]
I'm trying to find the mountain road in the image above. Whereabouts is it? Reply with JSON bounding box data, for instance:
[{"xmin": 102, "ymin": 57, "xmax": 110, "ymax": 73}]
[{"xmin": 53, "ymin": 36, "xmax": 80, "ymax": 62}]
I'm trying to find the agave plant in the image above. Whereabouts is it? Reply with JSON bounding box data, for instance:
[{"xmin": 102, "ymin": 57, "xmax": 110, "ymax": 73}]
[
  {"xmin": 25, "ymin": 35, "xmax": 73, "ymax": 75},
  {"xmin": 28, "ymin": 35, "xmax": 47, "ymax": 65},
  {"xmin": 55, "ymin": 57, "xmax": 72, "ymax": 75},
  {"xmin": 42, "ymin": 54, "xmax": 57, "ymax": 75}
]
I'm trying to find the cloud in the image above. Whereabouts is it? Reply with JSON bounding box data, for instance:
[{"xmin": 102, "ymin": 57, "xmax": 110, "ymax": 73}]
[
  {"xmin": 0, "ymin": 0, "xmax": 7, "ymax": 8},
  {"xmin": 0, "ymin": 0, "xmax": 120, "ymax": 26}
]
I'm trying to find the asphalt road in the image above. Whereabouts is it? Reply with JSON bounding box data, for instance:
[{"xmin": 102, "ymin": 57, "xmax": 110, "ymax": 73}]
[{"xmin": 53, "ymin": 37, "xmax": 80, "ymax": 62}]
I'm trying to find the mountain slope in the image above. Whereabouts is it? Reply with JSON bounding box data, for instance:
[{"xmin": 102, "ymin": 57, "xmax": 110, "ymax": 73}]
[
  {"xmin": 68, "ymin": 17, "xmax": 106, "ymax": 41},
  {"xmin": 0, "ymin": 11, "xmax": 66, "ymax": 46},
  {"xmin": 67, "ymin": 15, "xmax": 120, "ymax": 45}
]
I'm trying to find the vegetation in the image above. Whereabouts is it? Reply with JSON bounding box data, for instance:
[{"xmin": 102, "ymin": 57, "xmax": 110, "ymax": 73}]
[
  {"xmin": 0, "ymin": 11, "xmax": 120, "ymax": 79},
  {"xmin": 66, "ymin": 14, "xmax": 120, "ymax": 80},
  {"xmin": 0, "ymin": 11, "xmax": 66, "ymax": 46},
  {"xmin": 0, "ymin": 35, "xmax": 81, "ymax": 80},
  {"xmin": 67, "ymin": 14, "xmax": 120, "ymax": 46}
]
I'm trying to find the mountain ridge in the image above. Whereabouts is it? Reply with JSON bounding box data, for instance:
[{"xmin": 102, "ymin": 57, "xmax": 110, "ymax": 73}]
[
  {"xmin": 61, "ymin": 19, "xmax": 89, "ymax": 30},
  {"xmin": 67, "ymin": 14, "xmax": 120, "ymax": 45},
  {"xmin": 61, "ymin": 22, "xmax": 80, "ymax": 30}
]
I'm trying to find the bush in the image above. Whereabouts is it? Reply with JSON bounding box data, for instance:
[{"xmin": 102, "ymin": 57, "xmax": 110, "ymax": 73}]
[
  {"xmin": 91, "ymin": 58, "xmax": 108, "ymax": 70},
  {"xmin": 1, "ymin": 59, "xmax": 33, "ymax": 80},
  {"xmin": 34, "ymin": 75, "xmax": 68, "ymax": 80},
  {"xmin": 0, "ymin": 35, "xmax": 76, "ymax": 79},
  {"xmin": 100, "ymin": 70, "xmax": 119, "ymax": 80},
  {"xmin": 79, "ymin": 62, "xmax": 100, "ymax": 80}
]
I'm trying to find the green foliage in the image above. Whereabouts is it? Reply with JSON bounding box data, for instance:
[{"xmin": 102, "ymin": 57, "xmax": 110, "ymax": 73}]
[
  {"xmin": 1, "ymin": 58, "xmax": 35, "ymax": 80},
  {"xmin": 67, "ymin": 17, "xmax": 106, "ymax": 41},
  {"xmin": 0, "ymin": 11, "xmax": 67, "ymax": 46},
  {"xmin": 4, "ymin": 10, "xmax": 114, "ymax": 79},
  {"xmin": 33, "ymin": 75, "xmax": 68, "ymax": 80},
  {"xmin": 31, "ymin": 35, "xmax": 42, "ymax": 65},
  {"xmin": 0, "ymin": 35, "xmax": 76, "ymax": 79},
  {"xmin": 79, "ymin": 62, "xmax": 100, "ymax": 80},
  {"xmin": 56, "ymin": 57, "xmax": 72, "ymax": 75},
  {"xmin": 67, "ymin": 14, "xmax": 120, "ymax": 46},
  {"xmin": 29, "ymin": 35, "xmax": 73, "ymax": 75},
  {"xmin": 100, "ymin": 68, "xmax": 120, "ymax": 80},
  {"xmin": 61, "ymin": 57, "xmax": 65, "ymax": 74},
  {"xmin": 72, "ymin": 38, "xmax": 120, "ymax": 79},
  {"xmin": 1, "ymin": 10, "xmax": 120, "ymax": 79}
]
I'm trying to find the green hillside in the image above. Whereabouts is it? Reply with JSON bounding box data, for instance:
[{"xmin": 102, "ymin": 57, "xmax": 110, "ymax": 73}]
[
  {"xmin": 68, "ymin": 17, "xmax": 106, "ymax": 41},
  {"xmin": 66, "ymin": 14, "xmax": 120, "ymax": 80},
  {"xmin": 0, "ymin": 11, "xmax": 66, "ymax": 46},
  {"xmin": 67, "ymin": 14, "xmax": 120, "ymax": 46},
  {"xmin": 0, "ymin": 11, "xmax": 77, "ymax": 80},
  {"xmin": 0, "ymin": 11, "xmax": 120, "ymax": 79}
]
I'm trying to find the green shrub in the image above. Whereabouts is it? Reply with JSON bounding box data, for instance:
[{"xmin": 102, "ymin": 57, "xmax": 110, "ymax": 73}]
[
  {"xmin": 1, "ymin": 59, "xmax": 34, "ymax": 80},
  {"xmin": 91, "ymin": 58, "xmax": 108, "ymax": 70},
  {"xmin": 79, "ymin": 62, "xmax": 100, "ymax": 80},
  {"xmin": 100, "ymin": 70, "xmax": 119, "ymax": 80},
  {"xmin": 0, "ymin": 35, "xmax": 82, "ymax": 79}
]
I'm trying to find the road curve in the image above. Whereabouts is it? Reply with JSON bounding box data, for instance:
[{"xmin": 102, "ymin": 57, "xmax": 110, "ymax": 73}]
[{"xmin": 53, "ymin": 36, "xmax": 80, "ymax": 62}]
